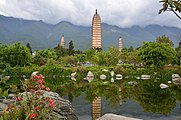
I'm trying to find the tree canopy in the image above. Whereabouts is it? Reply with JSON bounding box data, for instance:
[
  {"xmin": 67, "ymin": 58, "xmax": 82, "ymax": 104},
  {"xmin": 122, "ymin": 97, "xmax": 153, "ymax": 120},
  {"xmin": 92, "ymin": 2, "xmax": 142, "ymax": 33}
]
[
  {"xmin": 0, "ymin": 42, "xmax": 32, "ymax": 67},
  {"xmin": 138, "ymin": 42, "xmax": 178, "ymax": 68},
  {"xmin": 156, "ymin": 35, "xmax": 174, "ymax": 47},
  {"xmin": 159, "ymin": 0, "xmax": 181, "ymax": 19},
  {"xmin": 68, "ymin": 40, "xmax": 74, "ymax": 55}
]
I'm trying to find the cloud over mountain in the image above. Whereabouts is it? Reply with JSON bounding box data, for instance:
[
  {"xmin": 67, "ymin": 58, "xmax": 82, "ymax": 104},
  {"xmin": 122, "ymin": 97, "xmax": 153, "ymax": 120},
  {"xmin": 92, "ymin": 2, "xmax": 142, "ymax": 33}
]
[{"xmin": 0, "ymin": 0, "xmax": 180, "ymax": 28}]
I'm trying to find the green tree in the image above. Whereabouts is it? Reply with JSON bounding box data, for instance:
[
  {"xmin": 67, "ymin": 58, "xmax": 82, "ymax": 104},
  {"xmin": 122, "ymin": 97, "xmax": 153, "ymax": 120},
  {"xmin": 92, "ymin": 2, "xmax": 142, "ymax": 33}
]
[
  {"xmin": 134, "ymin": 80, "xmax": 176, "ymax": 115},
  {"xmin": 84, "ymin": 48, "xmax": 96, "ymax": 62},
  {"xmin": 61, "ymin": 55, "xmax": 78, "ymax": 66},
  {"xmin": 75, "ymin": 54, "xmax": 86, "ymax": 63},
  {"xmin": 138, "ymin": 42, "xmax": 178, "ymax": 68},
  {"xmin": 128, "ymin": 46, "xmax": 134, "ymax": 52},
  {"xmin": 93, "ymin": 51, "xmax": 107, "ymax": 65},
  {"xmin": 159, "ymin": 0, "xmax": 181, "ymax": 19},
  {"xmin": 68, "ymin": 40, "xmax": 74, "ymax": 55},
  {"xmin": 55, "ymin": 47, "xmax": 68, "ymax": 58},
  {"xmin": 26, "ymin": 43, "xmax": 32, "ymax": 54},
  {"xmin": 33, "ymin": 49, "xmax": 57, "ymax": 66},
  {"xmin": 0, "ymin": 42, "xmax": 32, "ymax": 67},
  {"xmin": 120, "ymin": 47, "xmax": 139, "ymax": 65},
  {"xmin": 156, "ymin": 35, "xmax": 174, "ymax": 47},
  {"xmin": 105, "ymin": 46, "xmax": 119, "ymax": 66}
]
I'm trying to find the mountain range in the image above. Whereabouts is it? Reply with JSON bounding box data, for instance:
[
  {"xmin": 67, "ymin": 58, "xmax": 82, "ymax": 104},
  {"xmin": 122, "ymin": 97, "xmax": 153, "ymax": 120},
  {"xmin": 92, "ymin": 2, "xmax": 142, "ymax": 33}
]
[{"xmin": 0, "ymin": 15, "xmax": 181, "ymax": 51}]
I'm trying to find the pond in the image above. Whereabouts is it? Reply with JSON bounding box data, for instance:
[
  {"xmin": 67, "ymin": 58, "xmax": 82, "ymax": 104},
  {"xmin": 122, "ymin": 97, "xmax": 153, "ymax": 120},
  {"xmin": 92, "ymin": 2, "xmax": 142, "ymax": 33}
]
[
  {"xmin": 72, "ymin": 95, "xmax": 181, "ymax": 120},
  {"xmin": 44, "ymin": 70, "xmax": 181, "ymax": 120},
  {"xmin": 1, "ymin": 66, "xmax": 181, "ymax": 120}
]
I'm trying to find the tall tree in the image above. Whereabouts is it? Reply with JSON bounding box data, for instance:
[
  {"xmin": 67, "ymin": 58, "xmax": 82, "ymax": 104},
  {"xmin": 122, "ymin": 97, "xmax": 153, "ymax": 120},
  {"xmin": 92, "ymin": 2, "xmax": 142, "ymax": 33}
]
[
  {"xmin": 138, "ymin": 42, "xmax": 178, "ymax": 68},
  {"xmin": 159, "ymin": 0, "xmax": 181, "ymax": 19},
  {"xmin": 0, "ymin": 42, "xmax": 32, "ymax": 67},
  {"xmin": 26, "ymin": 43, "xmax": 32, "ymax": 54},
  {"xmin": 156, "ymin": 35, "xmax": 174, "ymax": 47},
  {"xmin": 33, "ymin": 49, "xmax": 57, "ymax": 66},
  {"xmin": 68, "ymin": 40, "xmax": 74, "ymax": 55}
]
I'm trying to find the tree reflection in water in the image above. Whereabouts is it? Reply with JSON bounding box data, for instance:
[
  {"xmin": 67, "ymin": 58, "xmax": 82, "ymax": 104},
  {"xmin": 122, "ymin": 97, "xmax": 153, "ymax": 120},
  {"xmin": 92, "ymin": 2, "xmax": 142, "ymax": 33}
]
[{"xmin": 45, "ymin": 69, "xmax": 181, "ymax": 116}]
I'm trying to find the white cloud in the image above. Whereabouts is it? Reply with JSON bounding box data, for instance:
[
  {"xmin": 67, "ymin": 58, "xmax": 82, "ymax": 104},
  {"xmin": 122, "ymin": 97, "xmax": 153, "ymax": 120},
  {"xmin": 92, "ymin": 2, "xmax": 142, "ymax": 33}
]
[{"xmin": 0, "ymin": 0, "xmax": 180, "ymax": 28}]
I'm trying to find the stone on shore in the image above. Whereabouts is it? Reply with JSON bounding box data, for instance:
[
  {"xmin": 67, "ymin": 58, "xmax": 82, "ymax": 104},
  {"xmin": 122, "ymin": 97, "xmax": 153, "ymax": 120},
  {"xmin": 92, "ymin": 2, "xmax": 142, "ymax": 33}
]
[{"xmin": 97, "ymin": 113, "xmax": 142, "ymax": 120}]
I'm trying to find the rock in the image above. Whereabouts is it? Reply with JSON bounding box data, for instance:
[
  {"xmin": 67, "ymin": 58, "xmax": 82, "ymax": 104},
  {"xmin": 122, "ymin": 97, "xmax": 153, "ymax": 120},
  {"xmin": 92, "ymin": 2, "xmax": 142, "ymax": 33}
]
[
  {"xmin": 110, "ymin": 77, "xmax": 114, "ymax": 82},
  {"xmin": 172, "ymin": 74, "xmax": 180, "ymax": 78},
  {"xmin": 160, "ymin": 83, "xmax": 169, "ymax": 89},
  {"xmin": 0, "ymin": 91, "xmax": 78, "ymax": 120},
  {"xmin": 141, "ymin": 75, "xmax": 150, "ymax": 80},
  {"xmin": 172, "ymin": 74, "xmax": 181, "ymax": 85},
  {"xmin": 110, "ymin": 71, "xmax": 114, "ymax": 77},
  {"xmin": 116, "ymin": 74, "xmax": 123, "ymax": 80},
  {"xmin": 128, "ymin": 81, "xmax": 138, "ymax": 85},
  {"xmin": 102, "ymin": 69, "xmax": 108, "ymax": 72},
  {"xmin": 86, "ymin": 71, "xmax": 94, "ymax": 82},
  {"xmin": 100, "ymin": 74, "xmax": 107, "ymax": 80},
  {"xmin": 168, "ymin": 81, "xmax": 172, "ymax": 84},
  {"xmin": 8, "ymin": 94, "xmax": 15, "ymax": 99},
  {"xmin": 136, "ymin": 77, "xmax": 140, "ymax": 80},
  {"xmin": 97, "ymin": 113, "xmax": 142, "ymax": 120}
]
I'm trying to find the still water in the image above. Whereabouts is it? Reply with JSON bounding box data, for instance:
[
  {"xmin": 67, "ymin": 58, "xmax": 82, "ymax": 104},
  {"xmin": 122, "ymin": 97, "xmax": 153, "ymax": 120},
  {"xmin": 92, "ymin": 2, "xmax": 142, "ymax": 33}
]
[
  {"xmin": 72, "ymin": 94, "xmax": 181, "ymax": 120},
  {"xmin": 45, "ymin": 69, "xmax": 181, "ymax": 120}
]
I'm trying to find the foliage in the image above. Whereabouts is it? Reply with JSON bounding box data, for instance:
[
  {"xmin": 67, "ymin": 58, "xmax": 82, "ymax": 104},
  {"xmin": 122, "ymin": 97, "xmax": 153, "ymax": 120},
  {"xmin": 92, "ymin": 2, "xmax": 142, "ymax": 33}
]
[
  {"xmin": 0, "ymin": 65, "xmax": 39, "ymax": 93},
  {"xmin": 0, "ymin": 42, "xmax": 32, "ymax": 67},
  {"xmin": 0, "ymin": 88, "xmax": 9, "ymax": 99},
  {"xmin": 84, "ymin": 48, "xmax": 96, "ymax": 62},
  {"xmin": 68, "ymin": 40, "xmax": 74, "ymax": 55},
  {"xmin": 33, "ymin": 49, "xmax": 57, "ymax": 66},
  {"xmin": 55, "ymin": 47, "xmax": 68, "ymax": 58},
  {"xmin": 120, "ymin": 47, "xmax": 140, "ymax": 65},
  {"xmin": 74, "ymin": 54, "xmax": 86, "ymax": 63},
  {"xmin": 134, "ymin": 79, "xmax": 176, "ymax": 115},
  {"xmin": 159, "ymin": 0, "xmax": 181, "ymax": 19},
  {"xmin": 89, "ymin": 46, "xmax": 119, "ymax": 66},
  {"xmin": 59, "ymin": 55, "xmax": 78, "ymax": 66},
  {"xmin": 0, "ymin": 62, "xmax": 10, "ymax": 70},
  {"xmin": 1, "ymin": 73, "xmax": 57, "ymax": 120},
  {"xmin": 156, "ymin": 35, "xmax": 174, "ymax": 47},
  {"xmin": 26, "ymin": 43, "xmax": 32, "ymax": 55},
  {"xmin": 85, "ymin": 80, "xmax": 120, "ymax": 105},
  {"xmin": 138, "ymin": 42, "xmax": 178, "ymax": 68}
]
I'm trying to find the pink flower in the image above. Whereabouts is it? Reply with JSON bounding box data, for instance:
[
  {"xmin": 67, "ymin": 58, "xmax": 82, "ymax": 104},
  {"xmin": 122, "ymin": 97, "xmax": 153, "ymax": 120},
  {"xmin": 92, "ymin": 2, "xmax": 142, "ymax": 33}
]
[
  {"xmin": 6, "ymin": 106, "xmax": 9, "ymax": 111},
  {"xmin": 30, "ymin": 89, "xmax": 35, "ymax": 93},
  {"xmin": 49, "ymin": 99, "xmax": 54, "ymax": 108},
  {"xmin": 37, "ymin": 89, "xmax": 41, "ymax": 93},
  {"xmin": 39, "ymin": 74, "xmax": 44, "ymax": 78},
  {"xmin": 31, "ymin": 78, "xmax": 35, "ymax": 82},
  {"xmin": 46, "ymin": 87, "xmax": 50, "ymax": 91},
  {"xmin": 34, "ymin": 106, "xmax": 38, "ymax": 111},
  {"xmin": 35, "ymin": 95, "xmax": 38, "ymax": 99},
  {"xmin": 29, "ymin": 113, "xmax": 37, "ymax": 119},
  {"xmin": 40, "ymin": 100, "xmax": 44, "ymax": 104},
  {"xmin": 37, "ymin": 79, "xmax": 43, "ymax": 84},
  {"xmin": 41, "ymin": 85, "xmax": 45, "ymax": 89},
  {"xmin": 16, "ymin": 97, "xmax": 22, "ymax": 101}
]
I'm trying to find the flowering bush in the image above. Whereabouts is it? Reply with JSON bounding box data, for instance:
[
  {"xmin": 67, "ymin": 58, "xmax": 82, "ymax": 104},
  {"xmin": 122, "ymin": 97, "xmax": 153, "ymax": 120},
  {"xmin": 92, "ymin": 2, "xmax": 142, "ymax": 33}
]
[{"xmin": 1, "ymin": 72, "xmax": 57, "ymax": 120}]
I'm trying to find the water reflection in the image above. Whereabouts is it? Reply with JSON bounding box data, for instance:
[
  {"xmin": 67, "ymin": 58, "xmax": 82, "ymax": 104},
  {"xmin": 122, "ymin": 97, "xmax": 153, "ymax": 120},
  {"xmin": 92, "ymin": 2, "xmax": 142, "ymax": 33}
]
[
  {"xmin": 44, "ymin": 70, "xmax": 181, "ymax": 120},
  {"xmin": 92, "ymin": 97, "xmax": 101, "ymax": 120}
]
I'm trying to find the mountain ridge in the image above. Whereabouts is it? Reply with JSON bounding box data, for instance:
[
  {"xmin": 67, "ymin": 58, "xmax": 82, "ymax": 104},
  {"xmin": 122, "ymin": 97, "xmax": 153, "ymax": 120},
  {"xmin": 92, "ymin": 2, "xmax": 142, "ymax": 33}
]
[{"xmin": 0, "ymin": 15, "xmax": 180, "ymax": 50}]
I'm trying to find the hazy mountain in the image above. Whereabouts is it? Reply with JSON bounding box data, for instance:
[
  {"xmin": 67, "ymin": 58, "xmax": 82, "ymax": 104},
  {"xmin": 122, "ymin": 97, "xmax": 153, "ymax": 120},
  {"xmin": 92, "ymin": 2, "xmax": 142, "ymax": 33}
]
[{"xmin": 0, "ymin": 15, "xmax": 180, "ymax": 51}]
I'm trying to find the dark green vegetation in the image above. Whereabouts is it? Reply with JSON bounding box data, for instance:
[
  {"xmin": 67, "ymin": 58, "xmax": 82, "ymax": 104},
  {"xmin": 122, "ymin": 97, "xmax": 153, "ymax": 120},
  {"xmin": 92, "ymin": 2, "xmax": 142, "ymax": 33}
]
[
  {"xmin": 0, "ymin": 34, "xmax": 181, "ymax": 116},
  {"xmin": 0, "ymin": 15, "xmax": 181, "ymax": 50},
  {"xmin": 159, "ymin": 0, "xmax": 181, "ymax": 19}
]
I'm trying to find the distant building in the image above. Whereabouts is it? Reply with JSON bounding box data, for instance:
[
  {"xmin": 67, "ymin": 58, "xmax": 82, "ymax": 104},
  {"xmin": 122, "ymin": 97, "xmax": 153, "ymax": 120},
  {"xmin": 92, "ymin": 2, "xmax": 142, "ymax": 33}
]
[
  {"xmin": 60, "ymin": 35, "xmax": 65, "ymax": 48},
  {"xmin": 92, "ymin": 9, "xmax": 102, "ymax": 49},
  {"xmin": 119, "ymin": 36, "xmax": 122, "ymax": 51}
]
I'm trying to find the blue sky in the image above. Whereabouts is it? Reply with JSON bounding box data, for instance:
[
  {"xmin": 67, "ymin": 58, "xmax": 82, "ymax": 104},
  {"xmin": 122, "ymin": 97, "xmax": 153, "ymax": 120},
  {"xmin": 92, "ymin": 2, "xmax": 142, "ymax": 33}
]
[{"xmin": 0, "ymin": 0, "xmax": 180, "ymax": 28}]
